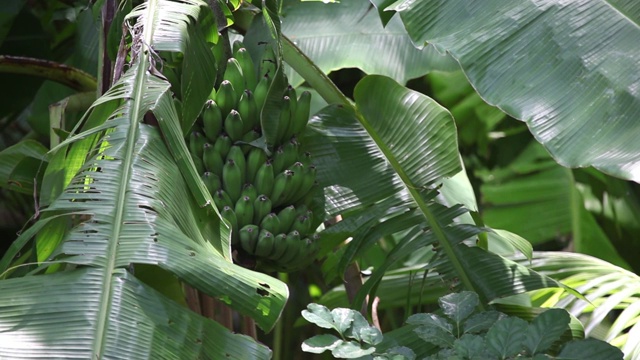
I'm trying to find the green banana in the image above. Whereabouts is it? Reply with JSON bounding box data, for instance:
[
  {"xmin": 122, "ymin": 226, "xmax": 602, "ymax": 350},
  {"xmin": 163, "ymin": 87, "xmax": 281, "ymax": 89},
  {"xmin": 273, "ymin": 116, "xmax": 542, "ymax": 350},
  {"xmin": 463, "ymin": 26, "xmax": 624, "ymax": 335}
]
[
  {"xmin": 223, "ymin": 58, "xmax": 245, "ymax": 99},
  {"xmin": 201, "ymin": 171, "xmax": 221, "ymax": 194},
  {"xmin": 253, "ymin": 75, "xmax": 270, "ymax": 112},
  {"xmin": 202, "ymin": 100, "xmax": 223, "ymax": 142},
  {"xmin": 258, "ymin": 44, "xmax": 277, "ymax": 78},
  {"xmin": 291, "ymin": 91, "xmax": 311, "ymax": 136},
  {"xmin": 239, "ymin": 224, "xmax": 260, "ymax": 254},
  {"xmin": 254, "ymin": 160, "xmax": 274, "ymax": 199},
  {"xmin": 213, "ymin": 133, "xmax": 232, "ymax": 160},
  {"xmin": 273, "ymin": 138, "xmax": 299, "ymax": 174},
  {"xmin": 203, "ymin": 142, "xmax": 224, "ymax": 176},
  {"xmin": 226, "ymin": 145, "xmax": 247, "ymax": 186},
  {"xmin": 300, "ymin": 151, "xmax": 312, "ymax": 167},
  {"xmin": 215, "ymin": 80, "xmax": 237, "ymax": 117},
  {"xmin": 224, "ymin": 109, "xmax": 244, "ymax": 142},
  {"xmin": 237, "ymin": 90, "xmax": 258, "ymax": 132},
  {"xmin": 277, "ymin": 205, "xmax": 297, "ymax": 234},
  {"xmin": 271, "ymin": 170, "xmax": 294, "ymax": 207},
  {"xmin": 287, "ymin": 162, "xmax": 305, "ymax": 200},
  {"xmin": 240, "ymin": 130, "xmax": 260, "ymax": 154},
  {"xmin": 241, "ymin": 183, "xmax": 258, "ymax": 203},
  {"xmin": 284, "ymin": 85, "xmax": 297, "ymax": 118},
  {"xmin": 221, "ymin": 206, "xmax": 239, "ymax": 244},
  {"xmin": 279, "ymin": 230, "xmax": 302, "ymax": 265},
  {"xmin": 259, "ymin": 212, "xmax": 281, "ymax": 235},
  {"xmin": 234, "ymin": 47, "xmax": 257, "ymax": 91},
  {"xmin": 276, "ymin": 96, "xmax": 292, "ymax": 145},
  {"xmin": 284, "ymin": 237, "xmax": 316, "ymax": 270},
  {"xmin": 254, "ymin": 229, "xmax": 275, "ymax": 258},
  {"xmin": 268, "ymin": 233, "xmax": 288, "ymax": 260},
  {"xmin": 222, "ymin": 158, "xmax": 243, "ymax": 203},
  {"xmin": 246, "ymin": 148, "xmax": 268, "ymax": 186},
  {"xmin": 232, "ymin": 40, "xmax": 245, "ymax": 56},
  {"xmin": 289, "ymin": 164, "xmax": 317, "ymax": 204},
  {"xmin": 213, "ymin": 189, "xmax": 233, "ymax": 211},
  {"xmin": 234, "ymin": 195, "xmax": 254, "ymax": 228},
  {"xmin": 192, "ymin": 155, "xmax": 205, "ymax": 175},
  {"xmin": 253, "ymin": 194, "xmax": 272, "ymax": 224},
  {"xmin": 290, "ymin": 215, "xmax": 311, "ymax": 236},
  {"xmin": 189, "ymin": 131, "xmax": 206, "ymax": 158}
]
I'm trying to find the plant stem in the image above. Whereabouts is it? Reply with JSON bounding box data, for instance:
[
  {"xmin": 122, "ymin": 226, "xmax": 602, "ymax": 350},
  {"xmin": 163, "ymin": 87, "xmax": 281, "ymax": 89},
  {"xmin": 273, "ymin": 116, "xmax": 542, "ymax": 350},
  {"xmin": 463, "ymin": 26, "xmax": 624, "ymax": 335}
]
[{"xmin": 281, "ymin": 36, "xmax": 351, "ymax": 106}]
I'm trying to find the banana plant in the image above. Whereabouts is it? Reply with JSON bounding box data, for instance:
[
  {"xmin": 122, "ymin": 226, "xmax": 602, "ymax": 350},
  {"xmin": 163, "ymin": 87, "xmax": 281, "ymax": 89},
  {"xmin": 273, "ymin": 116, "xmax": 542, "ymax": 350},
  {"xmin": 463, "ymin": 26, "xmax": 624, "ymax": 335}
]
[{"xmin": 0, "ymin": 0, "xmax": 287, "ymax": 358}]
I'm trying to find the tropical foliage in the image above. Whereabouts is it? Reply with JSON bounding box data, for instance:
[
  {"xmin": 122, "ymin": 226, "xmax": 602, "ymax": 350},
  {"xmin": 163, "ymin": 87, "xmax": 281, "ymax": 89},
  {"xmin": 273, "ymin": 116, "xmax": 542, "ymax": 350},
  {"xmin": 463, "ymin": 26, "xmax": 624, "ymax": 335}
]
[{"xmin": 0, "ymin": 0, "xmax": 639, "ymax": 359}]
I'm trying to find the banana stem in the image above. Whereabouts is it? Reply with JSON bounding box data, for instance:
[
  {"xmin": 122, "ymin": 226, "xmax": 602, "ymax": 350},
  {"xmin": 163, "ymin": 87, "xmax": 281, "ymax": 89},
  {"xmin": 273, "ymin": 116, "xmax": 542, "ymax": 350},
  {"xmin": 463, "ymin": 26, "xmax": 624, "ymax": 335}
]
[{"xmin": 281, "ymin": 36, "xmax": 352, "ymax": 107}]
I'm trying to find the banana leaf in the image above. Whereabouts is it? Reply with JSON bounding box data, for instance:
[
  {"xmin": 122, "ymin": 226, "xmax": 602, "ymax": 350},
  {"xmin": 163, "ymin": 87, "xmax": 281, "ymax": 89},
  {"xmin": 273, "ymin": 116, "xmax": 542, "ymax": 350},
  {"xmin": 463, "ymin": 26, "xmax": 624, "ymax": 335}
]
[{"xmin": 0, "ymin": 0, "xmax": 286, "ymax": 358}]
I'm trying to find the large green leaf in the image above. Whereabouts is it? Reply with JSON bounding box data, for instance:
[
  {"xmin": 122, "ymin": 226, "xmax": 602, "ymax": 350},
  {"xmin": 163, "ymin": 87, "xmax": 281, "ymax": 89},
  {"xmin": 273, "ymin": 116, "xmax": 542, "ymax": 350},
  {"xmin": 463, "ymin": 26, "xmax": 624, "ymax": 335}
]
[
  {"xmin": 511, "ymin": 251, "xmax": 640, "ymax": 359},
  {"xmin": 281, "ymin": 0, "xmax": 458, "ymax": 87},
  {"xmin": 481, "ymin": 141, "xmax": 630, "ymax": 269},
  {"xmin": 0, "ymin": 0, "xmax": 286, "ymax": 357},
  {"xmin": 391, "ymin": 0, "xmax": 640, "ymax": 182}
]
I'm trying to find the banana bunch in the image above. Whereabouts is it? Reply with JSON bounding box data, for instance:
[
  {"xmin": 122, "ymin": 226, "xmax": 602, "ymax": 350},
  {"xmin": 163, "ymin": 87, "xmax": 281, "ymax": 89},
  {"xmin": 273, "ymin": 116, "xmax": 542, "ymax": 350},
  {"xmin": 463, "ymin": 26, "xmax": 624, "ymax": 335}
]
[{"xmin": 186, "ymin": 41, "xmax": 320, "ymax": 272}]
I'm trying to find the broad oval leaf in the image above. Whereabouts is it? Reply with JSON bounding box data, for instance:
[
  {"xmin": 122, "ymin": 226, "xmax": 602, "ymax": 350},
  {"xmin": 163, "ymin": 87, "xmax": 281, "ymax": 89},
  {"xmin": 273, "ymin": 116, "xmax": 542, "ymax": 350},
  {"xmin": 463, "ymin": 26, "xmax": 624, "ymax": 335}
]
[
  {"xmin": 524, "ymin": 308, "xmax": 570, "ymax": 355},
  {"xmin": 438, "ymin": 291, "xmax": 479, "ymax": 324},
  {"xmin": 485, "ymin": 317, "xmax": 528, "ymax": 358},
  {"xmin": 302, "ymin": 303, "xmax": 336, "ymax": 329},
  {"xmin": 392, "ymin": 0, "xmax": 640, "ymax": 182},
  {"xmin": 302, "ymin": 334, "xmax": 343, "ymax": 354},
  {"xmin": 558, "ymin": 339, "xmax": 624, "ymax": 360}
]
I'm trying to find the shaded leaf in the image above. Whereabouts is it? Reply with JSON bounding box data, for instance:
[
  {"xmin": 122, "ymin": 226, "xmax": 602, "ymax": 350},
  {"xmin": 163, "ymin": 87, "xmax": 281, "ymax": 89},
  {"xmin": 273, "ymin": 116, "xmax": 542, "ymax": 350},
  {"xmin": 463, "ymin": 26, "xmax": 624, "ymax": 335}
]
[
  {"xmin": 524, "ymin": 308, "xmax": 570, "ymax": 355},
  {"xmin": 557, "ymin": 339, "xmax": 623, "ymax": 360},
  {"xmin": 485, "ymin": 317, "xmax": 528, "ymax": 358},
  {"xmin": 438, "ymin": 291, "xmax": 479, "ymax": 324}
]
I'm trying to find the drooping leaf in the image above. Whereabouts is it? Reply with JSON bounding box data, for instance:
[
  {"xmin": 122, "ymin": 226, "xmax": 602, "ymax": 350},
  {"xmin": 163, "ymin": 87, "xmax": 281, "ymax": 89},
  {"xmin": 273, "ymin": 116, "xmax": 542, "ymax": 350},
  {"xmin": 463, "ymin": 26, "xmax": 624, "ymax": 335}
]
[
  {"xmin": 392, "ymin": 0, "xmax": 640, "ymax": 182},
  {"xmin": 302, "ymin": 334, "xmax": 343, "ymax": 354},
  {"xmin": 281, "ymin": 0, "xmax": 457, "ymax": 87}
]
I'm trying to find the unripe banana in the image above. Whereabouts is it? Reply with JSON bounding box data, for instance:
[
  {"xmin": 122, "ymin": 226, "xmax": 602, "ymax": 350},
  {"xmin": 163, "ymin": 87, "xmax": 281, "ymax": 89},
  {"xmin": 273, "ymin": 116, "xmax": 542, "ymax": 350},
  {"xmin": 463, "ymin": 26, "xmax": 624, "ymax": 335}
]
[
  {"xmin": 222, "ymin": 159, "xmax": 242, "ymax": 203},
  {"xmin": 224, "ymin": 109, "xmax": 244, "ymax": 142},
  {"xmin": 276, "ymin": 205, "xmax": 297, "ymax": 233},
  {"xmin": 254, "ymin": 160, "xmax": 274, "ymax": 199},
  {"xmin": 240, "ymin": 130, "xmax": 260, "ymax": 154},
  {"xmin": 246, "ymin": 148, "xmax": 268, "ymax": 186},
  {"xmin": 215, "ymin": 80, "xmax": 237, "ymax": 117},
  {"xmin": 223, "ymin": 58, "xmax": 245, "ymax": 99},
  {"xmin": 284, "ymin": 85, "xmax": 297, "ymax": 118},
  {"xmin": 259, "ymin": 212, "xmax": 281, "ymax": 235},
  {"xmin": 254, "ymin": 229, "xmax": 276, "ymax": 258},
  {"xmin": 213, "ymin": 189, "xmax": 233, "ymax": 211},
  {"xmin": 234, "ymin": 48, "xmax": 257, "ymax": 91},
  {"xmin": 192, "ymin": 155, "xmax": 205, "ymax": 175},
  {"xmin": 221, "ymin": 206, "xmax": 239, "ymax": 244},
  {"xmin": 237, "ymin": 90, "xmax": 258, "ymax": 133},
  {"xmin": 253, "ymin": 194, "xmax": 272, "ymax": 224},
  {"xmin": 241, "ymin": 183, "xmax": 258, "ymax": 203},
  {"xmin": 213, "ymin": 133, "xmax": 232, "ymax": 160},
  {"xmin": 269, "ymin": 233, "xmax": 288, "ymax": 260},
  {"xmin": 300, "ymin": 151, "xmax": 312, "ymax": 167},
  {"xmin": 226, "ymin": 146, "xmax": 246, "ymax": 185},
  {"xmin": 279, "ymin": 230, "xmax": 302, "ymax": 265},
  {"xmin": 276, "ymin": 96, "xmax": 292, "ymax": 145},
  {"xmin": 203, "ymin": 142, "xmax": 224, "ymax": 176},
  {"xmin": 291, "ymin": 91, "xmax": 311, "ymax": 136},
  {"xmin": 272, "ymin": 138, "xmax": 299, "ymax": 174},
  {"xmin": 234, "ymin": 195, "xmax": 254, "ymax": 228},
  {"xmin": 202, "ymin": 171, "xmax": 221, "ymax": 194},
  {"xmin": 287, "ymin": 162, "xmax": 305, "ymax": 200},
  {"xmin": 202, "ymin": 100, "xmax": 223, "ymax": 142},
  {"xmin": 289, "ymin": 164, "xmax": 317, "ymax": 204},
  {"xmin": 189, "ymin": 131, "xmax": 206, "ymax": 158},
  {"xmin": 239, "ymin": 224, "xmax": 260, "ymax": 254},
  {"xmin": 232, "ymin": 40, "xmax": 245, "ymax": 56},
  {"xmin": 284, "ymin": 237, "xmax": 316, "ymax": 270},
  {"xmin": 290, "ymin": 215, "xmax": 311, "ymax": 236},
  {"xmin": 254, "ymin": 75, "xmax": 270, "ymax": 112},
  {"xmin": 271, "ymin": 170, "xmax": 294, "ymax": 207},
  {"xmin": 259, "ymin": 44, "xmax": 277, "ymax": 78}
]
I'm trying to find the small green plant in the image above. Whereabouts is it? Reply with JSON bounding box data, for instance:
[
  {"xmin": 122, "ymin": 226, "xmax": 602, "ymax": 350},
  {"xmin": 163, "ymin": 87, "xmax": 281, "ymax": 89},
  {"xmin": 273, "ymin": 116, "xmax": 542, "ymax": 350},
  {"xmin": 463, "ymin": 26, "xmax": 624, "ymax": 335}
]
[
  {"xmin": 302, "ymin": 291, "xmax": 623, "ymax": 360},
  {"xmin": 301, "ymin": 303, "xmax": 415, "ymax": 359}
]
